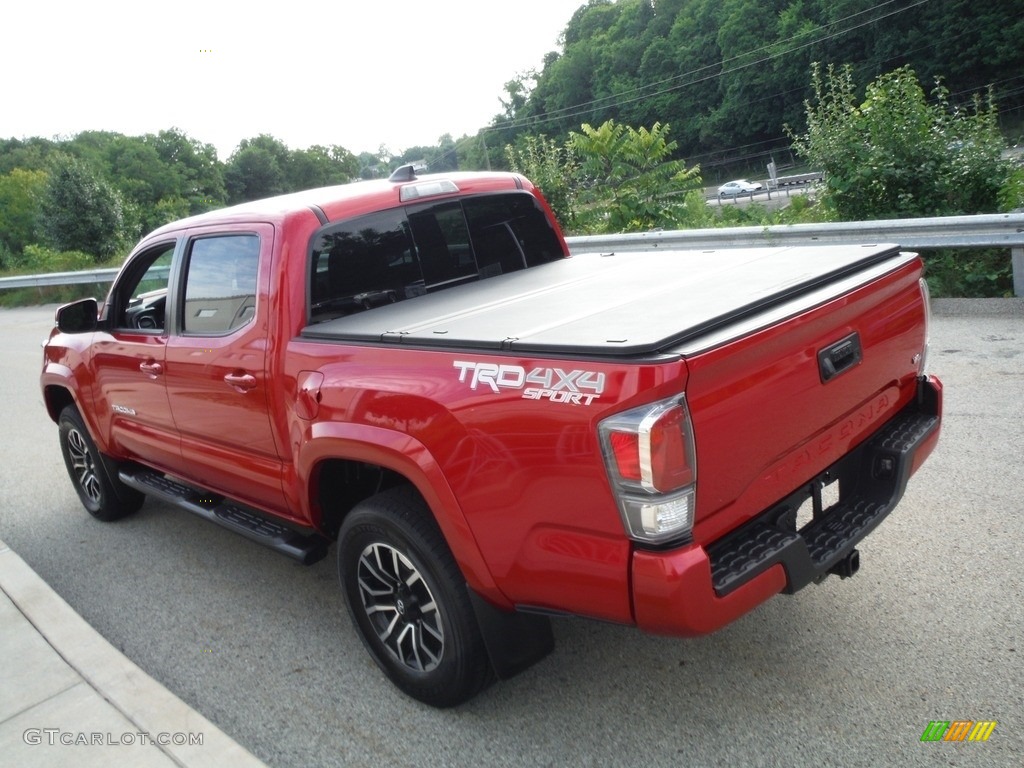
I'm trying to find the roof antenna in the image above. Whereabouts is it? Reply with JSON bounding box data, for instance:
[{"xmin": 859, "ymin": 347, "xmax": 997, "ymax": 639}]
[{"xmin": 389, "ymin": 164, "xmax": 417, "ymax": 183}]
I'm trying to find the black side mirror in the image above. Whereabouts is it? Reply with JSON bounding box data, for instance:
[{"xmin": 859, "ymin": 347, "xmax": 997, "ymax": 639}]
[{"xmin": 55, "ymin": 298, "xmax": 99, "ymax": 333}]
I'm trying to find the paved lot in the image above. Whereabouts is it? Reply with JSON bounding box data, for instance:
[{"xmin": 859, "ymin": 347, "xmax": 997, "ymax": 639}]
[{"xmin": 1, "ymin": 301, "xmax": 1021, "ymax": 767}]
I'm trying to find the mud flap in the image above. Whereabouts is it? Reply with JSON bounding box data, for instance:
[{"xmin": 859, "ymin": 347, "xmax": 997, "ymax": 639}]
[{"xmin": 467, "ymin": 590, "xmax": 555, "ymax": 680}]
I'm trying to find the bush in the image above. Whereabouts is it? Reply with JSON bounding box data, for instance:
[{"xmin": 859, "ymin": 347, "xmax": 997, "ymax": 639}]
[
  {"xmin": 22, "ymin": 244, "xmax": 96, "ymax": 273},
  {"xmin": 789, "ymin": 64, "xmax": 1009, "ymax": 220},
  {"xmin": 0, "ymin": 245, "xmax": 117, "ymax": 308},
  {"xmin": 0, "ymin": 241, "xmax": 17, "ymax": 271},
  {"xmin": 505, "ymin": 135, "xmax": 580, "ymax": 230},
  {"xmin": 922, "ymin": 249, "xmax": 1014, "ymax": 298},
  {"xmin": 999, "ymin": 164, "xmax": 1024, "ymax": 212},
  {"xmin": 0, "ymin": 282, "xmax": 108, "ymax": 309},
  {"xmin": 568, "ymin": 120, "xmax": 702, "ymax": 233}
]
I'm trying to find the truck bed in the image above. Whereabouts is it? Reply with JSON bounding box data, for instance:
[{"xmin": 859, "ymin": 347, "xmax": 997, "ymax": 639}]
[{"xmin": 301, "ymin": 244, "xmax": 905, "ymax": 355}]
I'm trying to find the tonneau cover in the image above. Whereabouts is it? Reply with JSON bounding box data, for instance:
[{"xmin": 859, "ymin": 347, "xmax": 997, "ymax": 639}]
[{"xmin": 300, "ymin": 244, "xmax": 904, "ymax": 356}]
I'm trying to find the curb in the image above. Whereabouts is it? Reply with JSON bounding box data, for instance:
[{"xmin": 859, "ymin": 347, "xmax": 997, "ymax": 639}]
[{"xmin": 0, "ymin": 539, "xmax": 267, "ymax": 768}]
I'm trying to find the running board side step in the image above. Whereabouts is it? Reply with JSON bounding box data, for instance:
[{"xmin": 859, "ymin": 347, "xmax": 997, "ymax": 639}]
[{"xmin": 118, "ymin": 468, "xmax": 329, "ymax": 565}]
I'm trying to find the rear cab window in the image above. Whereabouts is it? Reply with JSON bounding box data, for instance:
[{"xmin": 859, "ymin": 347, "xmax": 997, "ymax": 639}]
[{"xmin": 308, "ymin": 192, "xmax": 563, "ymax": 323}]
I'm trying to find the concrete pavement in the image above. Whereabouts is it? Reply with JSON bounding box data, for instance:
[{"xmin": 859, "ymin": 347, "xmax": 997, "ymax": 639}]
[
  {"xmin": 0, "ymin": 538, "xmax": 267, "ymax": 768},
  {"xmin": 2, "ymin": 300, "xmax": 1020, "ymax": 766}
]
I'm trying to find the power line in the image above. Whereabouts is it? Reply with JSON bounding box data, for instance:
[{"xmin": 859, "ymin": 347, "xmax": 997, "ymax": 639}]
[
  {"xmin": 442, "ymin": 0, "xmax": 1014, "ymax": 169},
  {"xmin": 504, "ymin": 0, "xmax": 917, "ymax": 124},
  {"xmin": 496, "ymin": 0, "xmax": 931, "ymax": 134}
]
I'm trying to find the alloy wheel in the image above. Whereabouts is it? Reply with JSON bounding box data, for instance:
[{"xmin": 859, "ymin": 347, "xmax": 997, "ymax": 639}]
[
  {"xmin": 356, "ymin": 542, "xmax": 444, "ymax": 672},
  {"xmin": 66, "ymin": 427, "xmax": 102, "ymax": 505}
]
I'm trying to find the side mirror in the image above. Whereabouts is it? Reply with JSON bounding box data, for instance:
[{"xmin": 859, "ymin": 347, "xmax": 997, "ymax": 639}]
[{"xmin": 55, "ymin": 298, "xmax": 99, "ymax": 333}]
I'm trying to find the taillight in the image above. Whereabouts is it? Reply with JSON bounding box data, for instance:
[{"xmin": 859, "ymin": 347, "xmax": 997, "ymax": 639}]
[
  {"xmin": 918, "ymin": 277, "xmax": 931, "ymax": 375},
  {"xmin": 599, "ymin": 395, "xmax": 697, "ymax": 545}
]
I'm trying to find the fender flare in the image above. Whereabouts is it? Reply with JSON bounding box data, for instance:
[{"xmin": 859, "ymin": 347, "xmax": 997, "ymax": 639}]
[
  {"xmin": 41, "ymin": 366, "xmax": 109, "ymax": 453},
  {"xmin": 296, "ymin": 421, "xmax": 511, "ymax": 610}
]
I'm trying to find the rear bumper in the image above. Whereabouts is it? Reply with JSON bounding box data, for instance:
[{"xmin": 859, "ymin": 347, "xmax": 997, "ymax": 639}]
[{"xmin": 632, "ymin": 375, "xmax": 942, "ymax": 636}]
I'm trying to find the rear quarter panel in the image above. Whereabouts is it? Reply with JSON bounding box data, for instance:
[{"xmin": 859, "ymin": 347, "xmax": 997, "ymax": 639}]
[{"xmin": 283, "ymin": 342, "xmax": 690, "ymax": 623}]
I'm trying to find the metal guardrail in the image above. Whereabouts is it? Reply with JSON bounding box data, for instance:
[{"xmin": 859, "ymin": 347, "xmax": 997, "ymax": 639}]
[
  {"xmin": 3, "ymin": 214, "xmax": 1023, "ymax": 296},
  {"xmin": 0, "ymin": 265, "xmax": 168, "ymax": 291},
  {"xmin": 769, "ymin": 171, "xmax": 824, "ymax": 189},
  {"xmin": 0, "ymin": 267, "xmax": 121, "ymax": 289},
  {"xmin": 566, "ymin": 212, "xmax": 1024, "ymax": 297}
]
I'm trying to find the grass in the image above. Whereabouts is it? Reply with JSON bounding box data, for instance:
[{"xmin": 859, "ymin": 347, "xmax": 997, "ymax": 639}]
[
  {"xmin": 0, "ymin": 281, "xmax": 109, "ymax": 308},
  {"xmin": 0, "ymin": 247, "xmax": 120, "ymax": 307}
]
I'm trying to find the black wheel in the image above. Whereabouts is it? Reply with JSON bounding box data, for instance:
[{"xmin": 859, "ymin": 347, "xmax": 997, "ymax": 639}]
[
  {"xmin": 58, "ymin": 405, "xmax": 144, "ymax": 521},
  {"xmin": 338, "ymin": 486, "xmax": 492, "ymax": 707}
]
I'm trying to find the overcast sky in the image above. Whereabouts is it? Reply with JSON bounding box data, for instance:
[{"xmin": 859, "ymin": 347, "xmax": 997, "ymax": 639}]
[{"xmin": 3, "ymin": 0, "xmax": 585, "ymax": 160}]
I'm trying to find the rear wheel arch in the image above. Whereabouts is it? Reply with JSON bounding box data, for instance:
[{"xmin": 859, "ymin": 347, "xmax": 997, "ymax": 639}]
[
  {"xmin": 302, "ymin": 433, "xmax": 507, "ymax": 608},
  {"xmin": 312, "ymin": 457, "xmax": 403, "ymax": 539}
]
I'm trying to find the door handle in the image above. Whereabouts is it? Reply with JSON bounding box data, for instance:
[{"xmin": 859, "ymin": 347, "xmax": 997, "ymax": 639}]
[
  {"xmin": 224, "ymin": 372, "xmax": 257, "ymax": 392},
  {"xmin": 139, "ymin": 360, "xmax": 163, "ymax": 376}
]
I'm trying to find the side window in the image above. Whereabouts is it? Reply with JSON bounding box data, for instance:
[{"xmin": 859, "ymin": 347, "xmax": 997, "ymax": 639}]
[
  {"xmin": 111, "ymin": 243, "xmax": 175, "ymax": 332},
  {"xmin": 182, "ymin": 234, "xmax": 260, "ymax": 334}
]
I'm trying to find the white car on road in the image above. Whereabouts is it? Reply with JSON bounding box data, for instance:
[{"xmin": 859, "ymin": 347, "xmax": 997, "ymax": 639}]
[{"xmin": 718, "ymin": 179, "xmax": 763, "ymax": 197}]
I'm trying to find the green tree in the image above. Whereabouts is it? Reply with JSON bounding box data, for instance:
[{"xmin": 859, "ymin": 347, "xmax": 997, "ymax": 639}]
[
  {"xmin": 287, "ymin": 144, "xmax": 358, "ymax": 190},
  {"xmin": 226, "ymin": 135, "xmax": 360, "ymax": 201},
  {"xmin": 0, "ymin": 168, "xmax": 47, "ymax": 261},
  {"xmin": 0, "ymin": 137, "xmax": 59, "ymax": 174},
  {"xmin": 357, "ymin": 150, "xmax": 387, "ymax": 179},
  {"xmin": 998, "ymin": 165, "xmax": 1024, "ymax": 213},
  {"xmin": 150, "ymin": 196, "xmax": 192, "ymax": 228},
  {"xmin": 705, "ymin": 0, "xmax": 781, "ymax": 145},
  {"xmin": 60, "ymin": 128, "xmax": 226, "ymax": 233},
  {"xmin": 453, "ymin": 133, "xmax": 494, "ymax": 173},
  {"xmin": 396, "ymin": 134, "xmax": 460, "ymax": 173},
  {"xmin": 39, "ymin": 155, "xmax": 128, "ymax": 260},
  {"xmin": 492, "ymin": 0, "xmax": 1024, "ymax": 171},
  {"xmin": 149, "ymin": 128, "xmax": 226, "ymax": 213},
  {"xmin": 505, "ymin": 134, "xmax": 580, "ymax": 228},
  {"xmin": 225, "ymin": 138, "xmax": 287, "ymax": 203},
  {"xmin": 788, "ymin": 63, "xmax": 1008, "ymax": 220},
  {"xmin": 569, "ymin": 119, "xmax": 701, "ymax": 232}
]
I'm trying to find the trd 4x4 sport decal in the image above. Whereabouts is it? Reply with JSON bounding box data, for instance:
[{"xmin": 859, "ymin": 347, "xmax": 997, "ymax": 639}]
[{"xmin": 453, "ymin": 360, "xmax": 605, "ymax": 405}]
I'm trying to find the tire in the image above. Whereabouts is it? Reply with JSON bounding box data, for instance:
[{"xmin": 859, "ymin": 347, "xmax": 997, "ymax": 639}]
[
  {"xmin": 337, "ymin": 486, "xmax": 493, "ymax": 707},
  {"xmin": 58, "ymin": 405, "xmax": 144, "ymax": 521}
]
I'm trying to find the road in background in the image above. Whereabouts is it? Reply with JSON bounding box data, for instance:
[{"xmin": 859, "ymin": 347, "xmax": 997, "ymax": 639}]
[
  {"xmin": 706, "ymin": 184, "xmax": 810, "ymax": 210},
  {"xmin": 2, "ymin": 302, "xmax": 1021, "ymax": 767}
]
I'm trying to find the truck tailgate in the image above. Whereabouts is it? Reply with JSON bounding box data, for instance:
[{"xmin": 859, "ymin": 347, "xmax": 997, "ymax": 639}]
[{"xmin": 676, "ymin": 250, "xmax": 930, "ymax": 547}]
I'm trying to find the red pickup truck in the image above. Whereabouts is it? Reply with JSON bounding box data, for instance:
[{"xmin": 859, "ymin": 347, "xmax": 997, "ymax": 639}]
[{"xmin": 41, "ymin": 168, "xmax": 941, "ymax": 707}]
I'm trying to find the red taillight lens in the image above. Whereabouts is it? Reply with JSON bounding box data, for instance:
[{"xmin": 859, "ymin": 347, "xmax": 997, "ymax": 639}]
[
  {"xmin": 647, "ymin": 404, "xmax": 693, "ymax": 492},
  {"xmin": 609, "ymin": 432, "xmax": 642, "ymax": 482}
]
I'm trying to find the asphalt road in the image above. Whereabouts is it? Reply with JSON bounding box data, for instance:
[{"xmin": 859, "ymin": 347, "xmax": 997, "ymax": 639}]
[
  {"xmin": 706, "ymin": 185, "xmax": 810, "ymax": 210},
  {"xmin": 2, "ymin": 300, "xmax": 1021, "ymax": 767}
]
